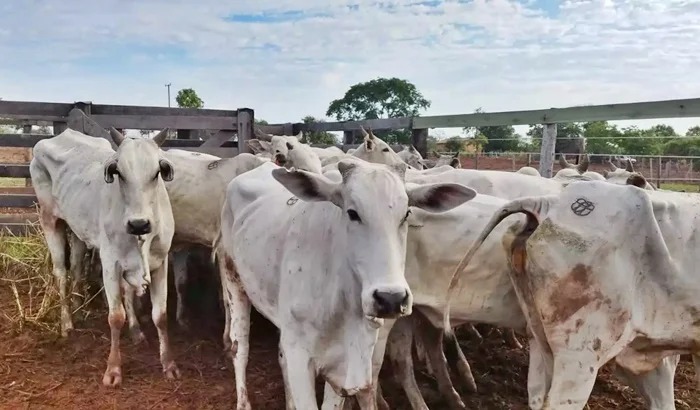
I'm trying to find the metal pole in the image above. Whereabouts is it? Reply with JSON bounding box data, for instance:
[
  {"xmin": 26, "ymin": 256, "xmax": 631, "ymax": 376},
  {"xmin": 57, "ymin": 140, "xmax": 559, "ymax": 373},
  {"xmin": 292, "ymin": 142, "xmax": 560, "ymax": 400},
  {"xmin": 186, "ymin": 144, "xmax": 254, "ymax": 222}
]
[{"xmin": 165, "ymin": 83, "xmax": 171, "ymax": 107}]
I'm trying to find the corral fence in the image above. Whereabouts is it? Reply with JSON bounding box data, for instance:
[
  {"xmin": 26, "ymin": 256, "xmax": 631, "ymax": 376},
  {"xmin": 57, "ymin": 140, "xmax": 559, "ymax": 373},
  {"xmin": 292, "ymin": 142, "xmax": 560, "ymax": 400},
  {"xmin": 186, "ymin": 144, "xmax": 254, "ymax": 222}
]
[{"xmin": 2, "ymin": 97, "xmax": 700, "ymax": 234}]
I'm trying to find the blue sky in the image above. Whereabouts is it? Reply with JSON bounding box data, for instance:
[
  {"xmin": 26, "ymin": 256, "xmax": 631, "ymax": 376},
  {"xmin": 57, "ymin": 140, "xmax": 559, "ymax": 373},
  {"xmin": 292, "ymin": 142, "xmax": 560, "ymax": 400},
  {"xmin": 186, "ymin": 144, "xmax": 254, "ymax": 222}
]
[{"xmin": 1, "ymin": 0, "xmax": 700, "ymax": 137}]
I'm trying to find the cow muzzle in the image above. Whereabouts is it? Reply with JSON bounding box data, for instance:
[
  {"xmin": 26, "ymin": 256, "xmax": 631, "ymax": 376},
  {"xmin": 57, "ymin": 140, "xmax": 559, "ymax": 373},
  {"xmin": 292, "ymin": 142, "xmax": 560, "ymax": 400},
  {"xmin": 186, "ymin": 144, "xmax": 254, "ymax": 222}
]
[
  {"xmin": 274, "ymin": 154, "xmax": 287, "ymax": 167},
  {"xmin": 126, "ymin": 218, "xmax": 152, "ymax": 236}
]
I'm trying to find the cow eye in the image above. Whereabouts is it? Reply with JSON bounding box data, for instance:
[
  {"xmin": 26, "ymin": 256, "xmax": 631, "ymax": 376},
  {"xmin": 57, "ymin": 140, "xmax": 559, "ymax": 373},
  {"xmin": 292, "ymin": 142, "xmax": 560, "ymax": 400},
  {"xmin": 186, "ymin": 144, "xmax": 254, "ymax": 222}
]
[
  {"xmin": 382, "ymin": 148, "xmax": 390, "ymax": 152},
  {"xmin": 347, "ymin": 209, "xmax": 362, "ymax": 223}
]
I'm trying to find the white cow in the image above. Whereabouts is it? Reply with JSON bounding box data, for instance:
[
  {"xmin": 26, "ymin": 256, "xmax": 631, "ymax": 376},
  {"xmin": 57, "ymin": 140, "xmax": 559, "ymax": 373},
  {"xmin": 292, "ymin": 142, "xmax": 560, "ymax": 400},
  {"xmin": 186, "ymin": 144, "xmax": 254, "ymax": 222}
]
[
  {"xmin": 247, "ymin": 134, "xmax": 323, "ymax": 173},
  {"xmin": 30, "ymin": 128, "xmax": 179, "ymax": 387},
  {"xmin": 517, "ymin": 166, "xmax": 541, "ymax": 176},
  {"xmin": 215, "ymin": 159, "xmax": 476, "ymax": 409},
  {"xmin": 603, "ymin": 158, "xmax": 657, "ymax": 190},
  {"xmin": 554, "ymin": 155, "xmax": 604, "ymax": 181},
  {"xmin": 445, "ymin": 179, "xmax": 694, "ymax": 409},
  {"xmin": 397, "ymin": 145, "xmax": 426, "ymax": 170},
  {"xmin": 159, "ymin": 150, "xmax": 265, "ymax": 338}
]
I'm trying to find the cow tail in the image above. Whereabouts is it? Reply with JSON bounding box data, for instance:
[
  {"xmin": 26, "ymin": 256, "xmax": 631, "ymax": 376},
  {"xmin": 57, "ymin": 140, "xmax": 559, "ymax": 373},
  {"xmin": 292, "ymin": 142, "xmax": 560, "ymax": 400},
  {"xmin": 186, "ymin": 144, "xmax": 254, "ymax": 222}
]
[{"xmin": 442, "ymin": 197, "xmax": 548, "ymax": 336}]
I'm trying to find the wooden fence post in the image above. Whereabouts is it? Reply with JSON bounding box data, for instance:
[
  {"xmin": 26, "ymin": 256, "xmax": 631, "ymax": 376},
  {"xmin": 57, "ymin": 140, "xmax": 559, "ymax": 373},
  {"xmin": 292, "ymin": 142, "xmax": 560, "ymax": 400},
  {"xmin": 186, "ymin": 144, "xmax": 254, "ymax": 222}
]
[
  {"xmin": 527, "ymin": 153, "xmax": 532, "ymax": 167},
  {"xmin": 343, "ymin": 130, "xmax": 355, "ymax": 145},
  {"xmin": 411, "ymin": 128, "xmax": 428, "ymax": 159},
  {"xmin": 656, "ymin": 156, "xmax": 662, "ymax": 188},
  {"xmin": 21, "ymin": 123, "xmax": 32, "ymax": 187},
  {"xmin": 474, "ymin": 154, "xmax": 479, "ymax": 170},
  {"xmin": 237, "ymin": 108, "xmax": 254, "ymax": 155},
  {"xmin": 53, "ymin": 121, "xmax": 67, "ymax": 135},
  {"xmin": 538, "ymin": 123, "xmax": 557, "ymax": 178}
]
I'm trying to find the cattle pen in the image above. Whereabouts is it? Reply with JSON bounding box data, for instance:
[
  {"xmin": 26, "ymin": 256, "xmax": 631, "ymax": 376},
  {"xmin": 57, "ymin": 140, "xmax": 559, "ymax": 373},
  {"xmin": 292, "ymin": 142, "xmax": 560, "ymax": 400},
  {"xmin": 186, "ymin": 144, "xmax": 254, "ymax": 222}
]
[{"xmin": 1, "ymin": 98, "xmax": 700, "ymax": 409}]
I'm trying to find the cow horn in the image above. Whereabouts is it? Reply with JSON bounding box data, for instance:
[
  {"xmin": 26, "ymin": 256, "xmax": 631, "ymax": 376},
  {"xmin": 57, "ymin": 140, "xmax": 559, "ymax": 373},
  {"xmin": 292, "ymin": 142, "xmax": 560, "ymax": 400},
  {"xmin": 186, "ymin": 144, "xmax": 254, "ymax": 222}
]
[
  {"xmin": 607, "ymin": 156, "xmax": 618, "ymax": 171},
  {"xmin": 254, "ymin": 127, "xmax": 272, "ymax": 142},
  {"xmin": 367, "ymin": 127, "xmax": 376, "ymax": 140},
  {"xmin": 626, "ymin": 159, "xmax": 635, "ymax": 172},
  {"xmin": 151, "ymin": 128, "xmax": 169, "ymax": 147},
  {"xmin": 576, "ymin": 154, "xmax": 590, "ymax": 173},
  {"xmin": 359, "ymin": 125, "xmax": 369, "ymax": 139},
  {"xmin": 109, "ymin": 127, "xmax": 126, "ymax": 147}
]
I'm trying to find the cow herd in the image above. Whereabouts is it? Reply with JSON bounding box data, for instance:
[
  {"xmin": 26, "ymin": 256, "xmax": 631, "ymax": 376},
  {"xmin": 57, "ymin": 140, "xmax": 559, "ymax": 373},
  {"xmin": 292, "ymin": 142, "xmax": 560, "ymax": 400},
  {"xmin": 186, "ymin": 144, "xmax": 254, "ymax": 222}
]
[{"xmin": 26, "ymin": 125, "xmax": 698, "ymax": 409}]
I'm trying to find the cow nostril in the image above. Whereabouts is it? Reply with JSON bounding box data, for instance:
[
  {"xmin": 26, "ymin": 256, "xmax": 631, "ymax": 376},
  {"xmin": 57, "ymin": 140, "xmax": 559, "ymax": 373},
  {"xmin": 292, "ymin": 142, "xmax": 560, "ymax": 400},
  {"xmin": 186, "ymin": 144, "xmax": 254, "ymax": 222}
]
[
  {"xmin": 373, "ymin": 289, "xmax": 408, "ymax": 317},
  {"xmin": 127, "ymin": 219, "xmax": 152, "ymax": 235}
]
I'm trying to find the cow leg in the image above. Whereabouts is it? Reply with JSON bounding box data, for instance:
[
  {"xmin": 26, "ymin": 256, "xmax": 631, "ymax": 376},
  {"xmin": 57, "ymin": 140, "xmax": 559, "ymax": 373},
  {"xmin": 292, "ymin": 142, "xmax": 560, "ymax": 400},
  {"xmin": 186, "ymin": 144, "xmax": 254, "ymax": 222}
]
[
  {"xmin": 415, "ymin": 321, "xmax": 465, "ymax": 410},
  {"xmin": 278, "ymin": 342, "xmax": 296, "ymax": 410},
  {"xmin": 172, "ymin": 250, "xmax": 191, "ymax": 331},
  {"xmin": 217, "ymin": 256, "xmax": 233, "ymax": 355},
  {"xmin": 123, "ymin": 286, "xmax": 146, "ymax": 344},
  {"xmin": 101, "ymin": 258, "xmax": 124, "ymax": 387},
  {"xmin": 150, "ymin": 257, "xmax": 180, "ymax": 380},
  {"xmin": 465, "ymin": 323, "xmax": 482, "ymax": 341},
  {"xmin": 444, "ymin": 332, "xmax": 477, "ymax": 393},
  {"xmin": 503, "ymin": 329, "xmax": 523, "ymax": 349},
  {"xmin": 693, "ymin": 354, "xmax": 700, "ymax": 390},
  {"xmin": 385, "ymin": 317, "xmax": 428, "ymax": 410},
  {"xmin": 281, "ymin": 337, "xmax": 317, "ymax": 409},
  {"xmin": 526, "ymin": 336, "xmax": 552, "ymax": 409},
  {"xmin": 614, "ymin": 354, "xmax": 679, "ymax": 410},
  {"xmin": 68, "ymin": 233, "xmax": 87, "ymax": 311},
  {"xmin": 221, "ymin": 255, "xmax": 252, "ymax": 410},
  {"xmin": 321, "ymin": 383, "xmax": 348, "ymax": 410},
  {"xmin": 41, "ymin": 215, "xmax": 72, "ymax": 336},
  {"xmin": 544, "ymin": 351, "xmax": 599, "ymax": 409},
  {"xmin": 375, "ymin": 383, "xmax": 390, "ymax": 410}
]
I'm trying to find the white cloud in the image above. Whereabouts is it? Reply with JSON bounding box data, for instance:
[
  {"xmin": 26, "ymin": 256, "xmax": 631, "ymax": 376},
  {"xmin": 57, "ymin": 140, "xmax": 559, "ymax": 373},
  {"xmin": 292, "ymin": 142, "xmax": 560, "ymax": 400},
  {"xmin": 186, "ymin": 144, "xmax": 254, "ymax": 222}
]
[{"xmin": 0, "ymin": 0, "xmax": 699, "ymax": 138}]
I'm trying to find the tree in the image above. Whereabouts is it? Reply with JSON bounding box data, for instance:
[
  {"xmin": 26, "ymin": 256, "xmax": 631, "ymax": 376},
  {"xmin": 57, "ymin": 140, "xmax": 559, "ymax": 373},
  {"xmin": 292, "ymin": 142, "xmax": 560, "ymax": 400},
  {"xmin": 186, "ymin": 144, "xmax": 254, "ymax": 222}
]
[
  {"xmin": 255, "ymin": 118, "xmax": 269, "ymax": 125},
  {"xmin": 427, "ymin": 135, "xmax": 438, "ymax": 152},
  {"xmin": 616, "ymin": 126, "xmax": 663, "ymax": 156},
  {"xmin": 527, "ymin": 122, "xmax": 584, "ymax": 155},
  {"xmin": 466, "ymin": 108, "xmax": 522, "ymax": 152},
  {"xmin": 444, "ymin": 137, "xmax": 464, "ymax": 153},
  {"xmin": 175, "ymin": 88, "xmax": 204, "ymax": 109},
  {"xmin": 686, "ymin": 126, "xmax": 700, "ymax": 137},
  {"xmin": 301, "ymin": 116, "xmax": 338, "ymax": 145},
  {"xmin": 582, "ymin": 121, "xmax": 622, "ymax": 155},
  {"xmin": 648, "ymin": 124, "xmax": 676, "ymax": 137},
  {"xmin": 326, "ymin": 77, "xmax": 431, "ymax": 144}
]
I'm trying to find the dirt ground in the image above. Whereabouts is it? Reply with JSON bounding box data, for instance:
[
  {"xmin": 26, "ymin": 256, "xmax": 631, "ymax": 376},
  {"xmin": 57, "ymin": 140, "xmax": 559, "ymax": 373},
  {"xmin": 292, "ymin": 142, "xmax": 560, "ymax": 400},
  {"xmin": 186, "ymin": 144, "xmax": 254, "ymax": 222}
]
[{"xmin": 1, "ymin": 253, "xmax": 699, "ymax": 410}]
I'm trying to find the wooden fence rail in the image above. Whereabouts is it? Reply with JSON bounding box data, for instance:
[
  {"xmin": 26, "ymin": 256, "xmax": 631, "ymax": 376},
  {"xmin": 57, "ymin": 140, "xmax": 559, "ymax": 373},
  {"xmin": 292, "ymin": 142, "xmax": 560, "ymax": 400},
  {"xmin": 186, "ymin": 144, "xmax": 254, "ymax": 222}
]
[{"xmin": 3, "ymin": 96, "xmax": 700, "ymax": 235}]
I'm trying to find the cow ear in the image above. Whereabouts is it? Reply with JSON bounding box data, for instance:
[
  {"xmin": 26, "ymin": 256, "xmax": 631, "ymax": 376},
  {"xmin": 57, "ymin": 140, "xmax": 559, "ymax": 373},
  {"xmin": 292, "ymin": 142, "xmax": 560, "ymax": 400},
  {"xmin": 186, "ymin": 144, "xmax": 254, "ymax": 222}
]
[
  {"xmin": 407, "ymin": 183, "xmax": 476, "ymax": 213},
  {"xmin": 159, "ymin": 159, "xmax": 174, "ymax": 182},
  {"xmin": 272, "ymin": 168, "xmax": 342, "ymax": 207},
  {"xmin": 104, "ymin": 158, "xmax": 118, "ymax": 183}
]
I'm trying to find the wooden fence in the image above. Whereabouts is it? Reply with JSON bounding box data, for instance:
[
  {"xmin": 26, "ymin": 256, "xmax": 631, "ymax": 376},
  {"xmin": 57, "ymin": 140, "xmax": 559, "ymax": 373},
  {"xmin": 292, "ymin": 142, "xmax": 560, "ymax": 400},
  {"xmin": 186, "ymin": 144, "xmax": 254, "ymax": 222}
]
[{"xmin": 2, "ymin": 97, "xmax": 700, "ymax": 235}]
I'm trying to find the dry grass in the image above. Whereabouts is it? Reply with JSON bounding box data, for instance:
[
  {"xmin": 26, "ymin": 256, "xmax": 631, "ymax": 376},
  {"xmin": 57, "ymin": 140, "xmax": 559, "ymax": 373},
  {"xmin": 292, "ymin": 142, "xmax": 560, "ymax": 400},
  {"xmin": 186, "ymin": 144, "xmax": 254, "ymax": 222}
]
[{"xmin": 0, "ymin": 223, "xmax": 102, "ymax": 335}]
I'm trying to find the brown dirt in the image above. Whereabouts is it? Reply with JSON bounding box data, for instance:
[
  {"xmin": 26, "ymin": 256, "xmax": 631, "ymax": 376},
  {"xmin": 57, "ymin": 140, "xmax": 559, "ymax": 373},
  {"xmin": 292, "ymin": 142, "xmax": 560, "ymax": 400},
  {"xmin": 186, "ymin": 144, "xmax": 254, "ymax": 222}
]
[
  {"xmin": 0, "ymin": 147, "xmax": 31, "ymax": 164},
  {"xmin": 1, "ymin": 263, "xmax": 699, "ymax": 410}
]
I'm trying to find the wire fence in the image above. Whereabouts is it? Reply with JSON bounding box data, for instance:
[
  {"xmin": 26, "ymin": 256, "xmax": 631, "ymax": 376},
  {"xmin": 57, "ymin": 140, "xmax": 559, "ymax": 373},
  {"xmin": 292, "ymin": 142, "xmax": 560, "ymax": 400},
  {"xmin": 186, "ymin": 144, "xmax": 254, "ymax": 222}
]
[{"xmin": 432, "ymin": 151, "xmax": 700, "ymax": 191}]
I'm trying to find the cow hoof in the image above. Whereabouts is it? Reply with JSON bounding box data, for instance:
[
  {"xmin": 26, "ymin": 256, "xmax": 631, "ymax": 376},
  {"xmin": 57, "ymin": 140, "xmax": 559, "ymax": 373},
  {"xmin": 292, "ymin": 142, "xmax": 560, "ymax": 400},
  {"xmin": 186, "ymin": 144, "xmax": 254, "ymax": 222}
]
[
  {"xmin": 102, "ymin": 367, "xmax": 122, "ymax": 387},
  {"xmin": 164, "ymin": 362, "xmax": 181, "ymax": 380}
]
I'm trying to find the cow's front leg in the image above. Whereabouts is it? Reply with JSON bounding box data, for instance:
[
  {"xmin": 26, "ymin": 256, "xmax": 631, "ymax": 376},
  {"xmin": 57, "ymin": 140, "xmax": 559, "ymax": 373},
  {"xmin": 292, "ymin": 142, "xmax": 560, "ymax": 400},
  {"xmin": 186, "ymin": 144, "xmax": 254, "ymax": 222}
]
[
  {"xmin": 279, "ymin": 342, "xmax": 296, "ymax": 410},
  {"xmin": 102, "ymin": 259, "xmax": 125, "ymax": 387},
  {"xmin": 150, "ymin": 257, "xmax": 180, "ymax": 379},
  {"xmin": 384, "ymin": 317, "xmax": 428, "ymax": 410},
  {"xmin": 220, "ymin": 254, "xmax": 252, "ymax": 410},
  {"xmin": 68, "ymin": 233, "xmax": 87, "ymax": 311},
  {"xmin": 281, "ymin": 337, "xmax": 318, "ymax": 410},
  {"xmin": 615, "ymin": 354, "xmax": 679, "ymax": 410}
]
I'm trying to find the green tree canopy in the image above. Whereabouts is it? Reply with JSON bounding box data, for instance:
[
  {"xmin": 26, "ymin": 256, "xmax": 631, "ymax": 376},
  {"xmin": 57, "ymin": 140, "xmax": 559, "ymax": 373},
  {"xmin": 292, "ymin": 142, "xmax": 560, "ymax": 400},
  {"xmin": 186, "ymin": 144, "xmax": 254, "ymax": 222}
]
[
  {"xmin": 175, "ymin": 88, "xmax": 204, "ymax": 109},
  {"xmin": 466, "ymin": 108, "xmax": 522, "ymax": 152},
  {"xmin": 686, "ymin": 126, "xmax": 700, "ymax": 137},
  {"xmin": 326, "ymin": 77, "xmax": 430, "ymax": 144},
  {"xmin": 301, "ymin": 116, "xmax": 338, "ymax": 145}
]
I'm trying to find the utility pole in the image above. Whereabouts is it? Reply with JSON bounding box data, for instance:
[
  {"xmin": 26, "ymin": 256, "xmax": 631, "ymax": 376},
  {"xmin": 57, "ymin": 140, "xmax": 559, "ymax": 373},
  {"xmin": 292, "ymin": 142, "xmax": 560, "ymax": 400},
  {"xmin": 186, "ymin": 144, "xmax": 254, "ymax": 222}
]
[{"xmin": 165, "ymin": 83, "xmax": 172, "ymax": 107}]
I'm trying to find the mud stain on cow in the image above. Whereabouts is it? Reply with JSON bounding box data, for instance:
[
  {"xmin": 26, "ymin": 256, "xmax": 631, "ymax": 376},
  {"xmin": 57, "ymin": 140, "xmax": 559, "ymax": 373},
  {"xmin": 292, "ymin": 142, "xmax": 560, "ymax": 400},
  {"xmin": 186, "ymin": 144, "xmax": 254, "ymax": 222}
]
[
  {"xmin": 530, "ymin": 219, "xmax": 591, "ymax": 253},
  {"xmin": 546, "ymin": 264, "xmax": 602, "ymax": 324},
  {"xmin": 224, "ymin": 255, "xmax": 241, "ymax": 284}
]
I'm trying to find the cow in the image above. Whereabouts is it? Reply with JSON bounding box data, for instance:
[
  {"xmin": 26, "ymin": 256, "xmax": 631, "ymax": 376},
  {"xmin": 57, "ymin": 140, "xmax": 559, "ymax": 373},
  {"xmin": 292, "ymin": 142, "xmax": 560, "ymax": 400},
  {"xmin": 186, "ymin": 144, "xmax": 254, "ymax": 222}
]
[
  {"xmin": 397, "ymin": 145, "xmax": 426, "ymax": 170},
  {"xmin": 554, "ymin": 155, "xmax": 604, "ymax": 181},
  {"xmin": 603, "ymin": 158, "xmax": 657, "ymax": 190},
  {"xmin": 517, "ymin": 166, "xmax": 541, "ymax": 176},
  {"xmin": 30, "ymin": 128, "xmax": 178, "ymax": 387},
  {"xmin": 444, "ymin": 178, "xmax": 695, "ymax": 409},
  {"xmin": 214, "ymin": 159, "xmax": 476, "ymax": 409}
]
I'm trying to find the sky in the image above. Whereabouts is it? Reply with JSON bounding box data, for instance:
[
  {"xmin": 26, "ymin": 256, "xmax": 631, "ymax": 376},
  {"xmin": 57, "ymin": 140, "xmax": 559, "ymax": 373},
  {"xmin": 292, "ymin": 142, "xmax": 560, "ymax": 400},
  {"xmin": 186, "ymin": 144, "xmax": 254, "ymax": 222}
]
[{"xmin": 1, "ymin": 0, "xmax": 700, "ymax": 139}]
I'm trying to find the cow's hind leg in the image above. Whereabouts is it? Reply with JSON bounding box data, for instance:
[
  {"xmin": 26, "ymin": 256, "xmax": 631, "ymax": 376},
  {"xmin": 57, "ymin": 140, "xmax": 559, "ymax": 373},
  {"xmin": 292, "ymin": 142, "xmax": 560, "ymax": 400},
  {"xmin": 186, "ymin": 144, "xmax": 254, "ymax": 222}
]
[
  {"xmin": 41, "ymin": 214, "xmax": 72, "ymax": 336},
  {"xmin": 172, "ymin": 250, "xmax": 191, "ymax": 331},
  {"xmin": 216, "ymin": 255, "xmax": 233, "ymax": 355},
  {"xmin": 615, "ymin": 354, "xmax": 679, "ymax": 410},
  {"xmin": 221, "ymin": 254, "xmax": 252, "ymax": 410},
  {"xmin": 150, "ymin": 257, "xmax": 180, "ymax": 380}
]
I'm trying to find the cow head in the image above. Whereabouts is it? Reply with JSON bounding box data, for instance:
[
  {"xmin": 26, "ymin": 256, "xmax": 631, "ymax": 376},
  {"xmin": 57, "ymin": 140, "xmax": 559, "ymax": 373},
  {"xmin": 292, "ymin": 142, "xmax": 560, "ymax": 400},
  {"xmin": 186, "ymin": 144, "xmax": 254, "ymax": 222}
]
[
  {"xmin": 397, "ymin": 145, "xmax": 425, "ymax": 170},
  {"xmin": 103, "ymin": 128, "xmax": 174, "ymax": 236},
  {"xmin": 271, "ymin": 159, "xmax": 476, "ymax": 324},
  {"xmin": 602, "ymin": 158, "xmax": 655, "ymax": 189},
  {"xmin": 434, "ymin": 152, "xmax": 461, "ymax": 168},
  {"xmin": 351, "ymin": 127, "xmax": 408, "ymax": 168}
]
